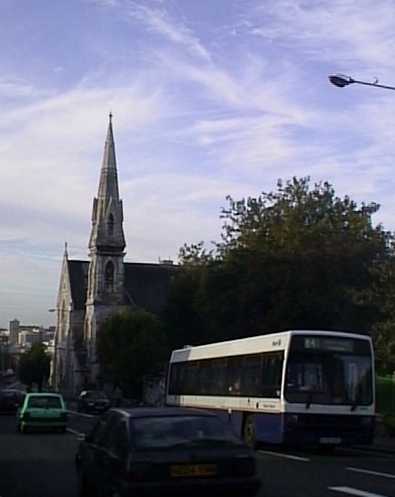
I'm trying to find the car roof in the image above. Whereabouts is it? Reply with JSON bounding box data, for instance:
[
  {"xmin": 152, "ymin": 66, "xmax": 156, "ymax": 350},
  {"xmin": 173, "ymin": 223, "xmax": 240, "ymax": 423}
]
[
  {"xmin": 25, "ymin": 393, "xmax": 63, "ymax": 398},
  {"xmin": 81, "ymin": 390, "xmax": 106, "ymax": 394},
  {"xmin": 112, "ymin": 407, "xmax": 218, "ymax": 419}
]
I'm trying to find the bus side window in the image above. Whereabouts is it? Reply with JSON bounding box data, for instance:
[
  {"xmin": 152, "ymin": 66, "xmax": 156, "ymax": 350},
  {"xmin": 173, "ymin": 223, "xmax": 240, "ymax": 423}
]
[
  {"xmin": 227, "ymin": 357, "xmax": 242, "ymax": 395},
  {"xmin": 185, "ymin": 361, "xmax": 199, "ymax": 394},
  {"xmin": 199, "ymin": 360, "xmax": 212, "ymax": 395},
  {"xmin": 169, "ymin": 363, "xmax": 180, "ymax": 395},
  {"xmin": 242, "ymin": 354, "xmax": 262, "ymax": 397},
  {"xmin": 209, "ymin": 358, "xmax": 227, "ymax": 396},
  {"xmin": 262, "ymin": 352, "xmax": 284, "ymax": 398}
]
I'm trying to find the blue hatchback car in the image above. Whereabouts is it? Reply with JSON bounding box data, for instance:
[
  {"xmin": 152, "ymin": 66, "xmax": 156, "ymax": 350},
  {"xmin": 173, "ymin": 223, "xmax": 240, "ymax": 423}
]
[{"xmin": 76, "ymin": 407, "xmax": 261, "ymax": 497}]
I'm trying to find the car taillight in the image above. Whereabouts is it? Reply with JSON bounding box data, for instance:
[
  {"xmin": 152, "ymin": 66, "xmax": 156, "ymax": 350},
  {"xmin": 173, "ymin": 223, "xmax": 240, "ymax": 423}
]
[
  {"xmin": 233, "ymin": 457, "xmax": 255, "ymax": 477},
  {"xmin": 128, "ymin": 463, "xmax": 153, "ymax": 482}
]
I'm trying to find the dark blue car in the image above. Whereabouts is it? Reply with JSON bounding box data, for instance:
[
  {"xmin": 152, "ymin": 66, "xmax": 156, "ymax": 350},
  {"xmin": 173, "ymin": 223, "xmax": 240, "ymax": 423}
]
[
  {"xmin": 0, "ymin": 389, "xmax": 25, "ymax": 414},
  {"xmin": 75, "ymin": 407, "xmax": 261, "ymax": 497}
]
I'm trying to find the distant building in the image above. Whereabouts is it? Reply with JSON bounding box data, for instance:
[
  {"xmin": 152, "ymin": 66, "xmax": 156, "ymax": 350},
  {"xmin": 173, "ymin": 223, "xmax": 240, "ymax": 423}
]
[
  {"xmin": 6, "ymin": 323, "xmax": 53, "ymax": 362},
  {"xmin": 18, "ymin": 330, "xmax": 41, "ymax": 348},
  {"xmin": 9, "ymin": 319, "xmax": 20, "ymax": 345},
  {"xmin": 42, "ymin": 326, "xmax": 55, "ymax": 342},
  {"xmin": 52, "ymin": 116, "xmax": 177, "ymax": 396}
]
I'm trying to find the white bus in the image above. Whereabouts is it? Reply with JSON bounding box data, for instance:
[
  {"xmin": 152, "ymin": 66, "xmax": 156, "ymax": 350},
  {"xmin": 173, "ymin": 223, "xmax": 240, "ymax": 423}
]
[{"xmin": 166, "ymin": 330, "xmax": 375, "ymax": 448}]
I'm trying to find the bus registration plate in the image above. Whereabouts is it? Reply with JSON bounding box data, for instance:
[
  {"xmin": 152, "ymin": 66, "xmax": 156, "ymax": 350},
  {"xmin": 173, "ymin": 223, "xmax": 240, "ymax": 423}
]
[
  {"xmin": 170, "ymin": 464, "xmax": 217, "ymax": 477},
  {"xmin": 320, "ymin": 437, "xmax": 341, "ymax": 445}
]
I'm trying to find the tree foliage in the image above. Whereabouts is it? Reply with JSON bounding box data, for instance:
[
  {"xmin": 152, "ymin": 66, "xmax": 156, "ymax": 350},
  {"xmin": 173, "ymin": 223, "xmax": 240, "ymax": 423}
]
[
  {"xmin": 165, "ymin": 177, "xmax": 393, "ymax": 362},
  {"xmin": 18, "ymin": 343, "xmax": 51, "ymax": 391},
  {"xmin": 363, "ymin": 258, "xmax": 395, "ymax": 373},
  {"xmin": 97, "ymin": 309, "xmax": 167, "ymax": 398}
]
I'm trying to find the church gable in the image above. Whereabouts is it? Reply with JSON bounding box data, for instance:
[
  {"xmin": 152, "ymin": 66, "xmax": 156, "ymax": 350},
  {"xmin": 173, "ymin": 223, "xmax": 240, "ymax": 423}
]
[{"xmin": 56, "ymin": 250, "xmax": 73, "ymax": 309}]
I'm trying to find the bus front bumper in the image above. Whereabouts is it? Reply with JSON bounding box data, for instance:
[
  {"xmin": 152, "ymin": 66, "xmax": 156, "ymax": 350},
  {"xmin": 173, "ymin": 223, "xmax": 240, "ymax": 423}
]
[{"xmin": 282, "ymin": 413, "xmax": 375, "ymax": 447}]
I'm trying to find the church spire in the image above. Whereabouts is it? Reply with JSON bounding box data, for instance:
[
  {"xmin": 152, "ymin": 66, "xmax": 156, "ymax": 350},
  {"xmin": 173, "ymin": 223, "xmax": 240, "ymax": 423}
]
[
  {"xmin": 97, "ymin": 113, "xmax": 120, "ymax": 201},
  {"xmin": 88, "ymin": 115, "xmax": 126, "ymax": 253}
]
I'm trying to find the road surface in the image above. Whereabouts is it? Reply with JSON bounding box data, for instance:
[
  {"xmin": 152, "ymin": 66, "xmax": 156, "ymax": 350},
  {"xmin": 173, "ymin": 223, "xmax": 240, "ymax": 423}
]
[{"xmin": 1, "ymin": 411, "xmax": 394, "ymax": 497}]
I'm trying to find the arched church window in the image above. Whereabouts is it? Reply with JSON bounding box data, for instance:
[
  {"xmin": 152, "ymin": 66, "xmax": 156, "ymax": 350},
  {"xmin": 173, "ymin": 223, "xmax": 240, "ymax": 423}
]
[
  {"xmin": 108, "ymin": 213, "xmax": 114, "ymax": 236},
  {"xmin": 105, "ymin": 260, "xmax": 114, "ymax": 290}
]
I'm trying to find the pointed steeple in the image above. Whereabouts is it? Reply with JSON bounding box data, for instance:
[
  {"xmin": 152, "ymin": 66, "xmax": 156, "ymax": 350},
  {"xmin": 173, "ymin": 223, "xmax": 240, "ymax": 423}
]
[
  {"xmin": 97, "ymin": 113, "xmax": 120, "ymax": 201},
  {"xmin": 88, "ymin": 114, "xmax": 126, "ymax": 253}
]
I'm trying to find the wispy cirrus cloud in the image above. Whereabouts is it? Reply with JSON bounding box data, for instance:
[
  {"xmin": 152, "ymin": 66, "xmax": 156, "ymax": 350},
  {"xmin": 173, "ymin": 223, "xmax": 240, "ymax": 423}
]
[
  {"xmin": 248, "ymin": 0, "xmax": 395, "ymax": 71},
  {"xmin": 127, "ymin": 2, "xmax": 212, "ymax": 62},
  {"xmin": 0, "ymin": 77, "xmax": 50, "ymax": 100},
  {"xmin": 2, "ymin": 0, "xmax": 395, "ymax": 326}
]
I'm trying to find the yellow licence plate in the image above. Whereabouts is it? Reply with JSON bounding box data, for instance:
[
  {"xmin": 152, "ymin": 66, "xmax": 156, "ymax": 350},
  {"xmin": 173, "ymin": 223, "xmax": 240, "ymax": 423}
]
[{"xmin": 170, "ymin": 464, "xmax": 217, "ymax": 477}]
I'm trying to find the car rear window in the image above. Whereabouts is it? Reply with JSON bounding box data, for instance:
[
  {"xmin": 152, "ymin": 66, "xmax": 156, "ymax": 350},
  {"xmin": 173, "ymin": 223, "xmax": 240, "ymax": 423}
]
[
  {"xmin": 89, "ymin": 391, "xmax": 108, "ymax": 400},
  {"xmin": 131, "ymin": 415, "xmax": 240, "ymax": 450},
  {"xmin": 27, "ymin": 396, "xmax": 62, "ymax": 409},
  {"xmin": 1, "ymin": 391, "xmax": 15, "ymax": 398}
]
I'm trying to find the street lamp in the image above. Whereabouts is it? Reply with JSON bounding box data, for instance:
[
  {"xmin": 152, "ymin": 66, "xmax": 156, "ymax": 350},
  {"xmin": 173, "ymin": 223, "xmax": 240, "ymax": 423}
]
[{"xmin": 329, "ymin": 73, "xmax": 395, "ymax": 91}]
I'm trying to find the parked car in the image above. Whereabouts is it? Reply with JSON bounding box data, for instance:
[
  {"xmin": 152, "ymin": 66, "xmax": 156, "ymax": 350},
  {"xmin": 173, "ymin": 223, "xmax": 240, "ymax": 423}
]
[
  {"xmin": 0, "ymin": 389, "xmax": 25, "ymax": 414},
  {"xmin": 77, "ymin": 390, "xmax": 111, "ymax": 414},
  {"xmin": 17, "ymin": 393, "xmax": 68, "ymax": 433},
  {"xmin": 75, "ymin": 407, "xmax": 261, "ymax": 497}
]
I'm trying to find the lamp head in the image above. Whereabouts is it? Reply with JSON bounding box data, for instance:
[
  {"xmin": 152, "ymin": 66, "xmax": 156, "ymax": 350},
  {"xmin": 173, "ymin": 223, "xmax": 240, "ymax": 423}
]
[{"xmin": 329, "ymin": 74, "xmax": 354, "ymax": 88}]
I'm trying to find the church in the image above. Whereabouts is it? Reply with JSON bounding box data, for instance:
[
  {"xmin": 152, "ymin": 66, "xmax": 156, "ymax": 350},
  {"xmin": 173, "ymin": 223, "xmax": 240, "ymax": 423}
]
[{"xmin": 51, "ymin": 115, "xmax": 177, "ymax": 395}]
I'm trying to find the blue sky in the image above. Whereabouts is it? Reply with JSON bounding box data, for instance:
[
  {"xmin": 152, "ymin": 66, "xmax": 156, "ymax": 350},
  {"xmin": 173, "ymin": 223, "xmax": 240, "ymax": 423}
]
[{"xmin": 2, "ymin": 0, "xmax": 395, "ymax": 327}]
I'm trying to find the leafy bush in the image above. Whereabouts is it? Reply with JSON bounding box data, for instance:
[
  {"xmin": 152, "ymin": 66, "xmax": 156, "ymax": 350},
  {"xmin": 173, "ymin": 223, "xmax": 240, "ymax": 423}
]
[
  {"xmin": 383, "ymin": 414, "xmax": 395, "ymax": 436},
  {"xmin": 376, "ymin": 376, "xmax": 395, "ymax": 415}
]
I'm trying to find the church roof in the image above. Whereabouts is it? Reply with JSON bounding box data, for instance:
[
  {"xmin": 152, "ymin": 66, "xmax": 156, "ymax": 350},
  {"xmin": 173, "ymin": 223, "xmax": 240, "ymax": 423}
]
[
  {"xmin": 67, "ymin": 260, "xmax": 89, "ymax": 310},
  {"xmin": 124, "ymin": 262, "xmax": 178, "ymax": 314},
  {"xmin": 67, "ymin": 259, "xmax": 177, "ymax": 313}
]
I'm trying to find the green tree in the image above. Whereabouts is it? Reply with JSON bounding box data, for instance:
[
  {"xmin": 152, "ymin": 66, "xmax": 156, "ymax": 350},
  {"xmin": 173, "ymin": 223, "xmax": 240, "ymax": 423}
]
[
  {"xmin": 165, "ymin": 177, "xmax": 392, "ymax": 347},
  {"xmin": 97, "ymin": 309, "xmax": 167, "ymax": 398},
  {"xmin": 18, "ymin": 343, "xmax": 51, "ymax": 391},
  {"xmin": 363, "ymin": 258, "xmax": 395, "ymax": 374}
]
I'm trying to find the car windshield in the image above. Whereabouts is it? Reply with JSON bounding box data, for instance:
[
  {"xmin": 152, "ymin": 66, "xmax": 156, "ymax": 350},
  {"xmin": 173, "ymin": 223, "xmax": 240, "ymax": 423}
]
[
  {"xmin": 131, "ymin": 415, "xmax": 241, "ymax": 450},
  {"xmin": 285, "ymin": 336, "xmax": 373, "ymax": 405},
  {"xmin": 27, "ymin": 396, "xmax": 62, "ymax": 409}
]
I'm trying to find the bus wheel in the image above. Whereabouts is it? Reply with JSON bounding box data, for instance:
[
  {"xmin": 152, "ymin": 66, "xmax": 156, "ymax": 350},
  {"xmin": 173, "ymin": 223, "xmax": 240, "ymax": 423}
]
[{"xmin": 243, "ymin": 415, "xmax": 256, "ymax": 449}]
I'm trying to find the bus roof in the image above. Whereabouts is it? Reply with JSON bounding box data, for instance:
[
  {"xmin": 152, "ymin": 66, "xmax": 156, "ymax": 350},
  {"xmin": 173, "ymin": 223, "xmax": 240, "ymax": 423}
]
[{"xmin": 170, "ymin": 330, "xmax": 372, "ymax": 363}]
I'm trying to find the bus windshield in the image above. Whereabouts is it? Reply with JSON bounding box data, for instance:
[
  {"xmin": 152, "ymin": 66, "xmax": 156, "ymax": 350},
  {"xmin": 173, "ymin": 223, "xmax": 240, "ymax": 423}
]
[{"xmin": 285, "ymin": 335, "xmax": 373, "ymax": 406}]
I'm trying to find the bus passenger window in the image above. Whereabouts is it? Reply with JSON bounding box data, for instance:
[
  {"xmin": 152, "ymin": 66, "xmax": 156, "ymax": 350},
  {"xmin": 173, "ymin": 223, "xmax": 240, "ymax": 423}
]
[
  {"xmin": 227, "ymin": 358, "xmax": 241, "ymax": 395},
  {"xmin": 262, "ymin": 352, "xmax": 284, "ymax": 398}
]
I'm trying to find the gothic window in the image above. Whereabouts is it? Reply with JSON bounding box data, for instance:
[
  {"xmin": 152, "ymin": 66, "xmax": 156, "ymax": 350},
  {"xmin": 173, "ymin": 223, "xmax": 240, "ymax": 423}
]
[
  {"xmin": 108, "ymin": 213, "xmax": 114, "ymax": 236},
  {"xmin": 105, "ymin": 260, "xmax": 114, "ymax": 290}
]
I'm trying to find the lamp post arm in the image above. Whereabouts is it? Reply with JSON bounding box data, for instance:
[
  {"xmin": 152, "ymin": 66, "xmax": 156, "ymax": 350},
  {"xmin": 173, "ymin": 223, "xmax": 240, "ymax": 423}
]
[{"xmin": 353, "ymin": 79, "xmax": 395, "ymax": 91}]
